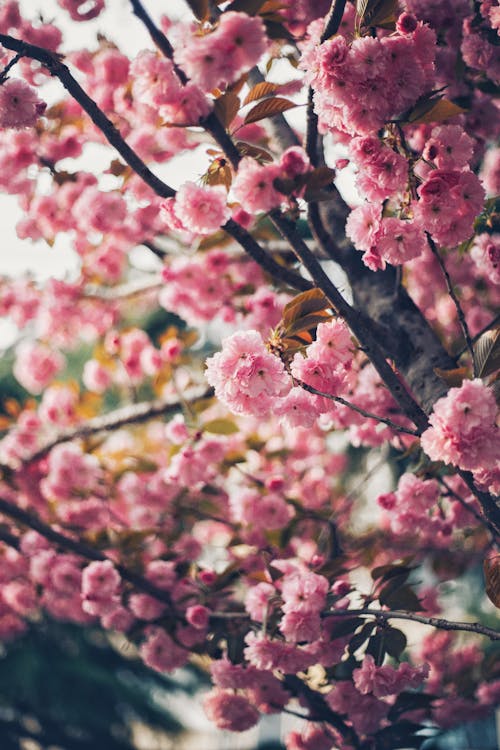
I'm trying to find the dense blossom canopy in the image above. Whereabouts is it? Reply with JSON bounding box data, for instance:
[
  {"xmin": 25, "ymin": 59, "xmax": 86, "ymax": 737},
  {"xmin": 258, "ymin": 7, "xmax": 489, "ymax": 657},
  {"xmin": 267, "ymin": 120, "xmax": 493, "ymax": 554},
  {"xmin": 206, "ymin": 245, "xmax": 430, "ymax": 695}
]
[{"xmin": 0, "ymin": 0, "xmax": 499, "ymax": 748}]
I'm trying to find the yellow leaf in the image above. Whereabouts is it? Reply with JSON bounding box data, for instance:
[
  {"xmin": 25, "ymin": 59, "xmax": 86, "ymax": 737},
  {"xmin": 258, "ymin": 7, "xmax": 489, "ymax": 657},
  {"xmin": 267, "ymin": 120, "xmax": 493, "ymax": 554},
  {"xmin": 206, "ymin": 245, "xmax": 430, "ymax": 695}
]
[
  {"xmin": 409, "ymin": 98, "xmax": 467, "ymax": 125},
  {"xmin": 243, "ymin": 97, "xmax": 297, "ymax": 125},
  {"xmin": 204, "ymin": 418, "xmax": 240, "ymax": 435},
  {"xmin": 204, "ymin": 157, "xmax": 233, "ymax": 190}
]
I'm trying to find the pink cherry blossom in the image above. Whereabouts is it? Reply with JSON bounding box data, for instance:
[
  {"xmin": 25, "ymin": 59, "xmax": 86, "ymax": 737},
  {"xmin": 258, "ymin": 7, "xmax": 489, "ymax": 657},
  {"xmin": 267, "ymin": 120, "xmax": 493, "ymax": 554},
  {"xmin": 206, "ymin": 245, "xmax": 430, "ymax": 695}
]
[
  {"xmin": 169, "ymin": 181, "xmax": 230, "ymax": 235},
  {"xmin": 205, "ymin": 330, "xmax": 291, "ymax": 417},
  {"xmin": 0, "ymin": 78, "xmax": 46, "ymax": 129},
  {"xmin": 421, "ymin": 379, "xmax": 500, "ymax": 471}
]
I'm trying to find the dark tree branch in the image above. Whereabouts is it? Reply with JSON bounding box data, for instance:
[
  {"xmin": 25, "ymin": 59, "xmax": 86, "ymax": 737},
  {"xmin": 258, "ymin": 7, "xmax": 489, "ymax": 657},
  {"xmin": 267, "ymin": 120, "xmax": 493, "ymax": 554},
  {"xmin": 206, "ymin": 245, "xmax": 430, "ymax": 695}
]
[
  {"xmin": 326, "ymin": 608, "xmax": 500, "ymax": 641},
  {"xmin": 269, "ymin": 211, "xmax": 431, "ymax": 433},
  {"xmin": 0, "ymin": 496, "xmax": 174, "ymax": 609},
  {"xmin": 129, "ymin": 0, "xmax": 188, "ymax": 83},
  {"xmin": 439, "ymin": 476, "xmax": 500, "ymax": 541},
  {"xmin": 207, "ymin": 606, "xmax": 500, "ymax": 641},
  {"xmin": 0, "ymin": 34, "xmax": 176, "ymax": 199},
  {"xmin": 223, "ymin": 219, "xmax": 312, "ymax": 291},
  {"xmin": 322, "ymin": 0, "xmax": 348, "ymax": 42},
  {"xmin": 0, "ymin": 50, "xmax": 22, "ymax": 82},
  {"xmin": 13, "ymin": 386, "xmax": 213, "ymax": 467}
]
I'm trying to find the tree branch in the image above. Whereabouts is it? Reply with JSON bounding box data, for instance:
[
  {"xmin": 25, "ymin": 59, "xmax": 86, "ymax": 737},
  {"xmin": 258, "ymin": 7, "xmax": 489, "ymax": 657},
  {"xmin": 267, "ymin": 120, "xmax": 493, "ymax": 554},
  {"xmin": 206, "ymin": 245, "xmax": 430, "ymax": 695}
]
[
  {"xmin": 269, "ymin": 211, "xmax": 431, "ymax": 433},
  {"xmin": 16, "ymin": 386, "xmax": 213, "ymax": 467},
  {"xmin": 322, "ymin": 0, "xmax": 348, "ymax": 42},
  {"xmin": 439, "ymin": 476, "xmax": 500, "ymax": 541},
  {"xmin": 129, "ymin": 0, "xmax": 187, "ymax": 83},
  {"xmin": 223, "ymin": 219, "xmax": 312, "ymax": 291},
  {"xmin": 326, "ymin": 608, "xmax": 500, "ymax": 641}
]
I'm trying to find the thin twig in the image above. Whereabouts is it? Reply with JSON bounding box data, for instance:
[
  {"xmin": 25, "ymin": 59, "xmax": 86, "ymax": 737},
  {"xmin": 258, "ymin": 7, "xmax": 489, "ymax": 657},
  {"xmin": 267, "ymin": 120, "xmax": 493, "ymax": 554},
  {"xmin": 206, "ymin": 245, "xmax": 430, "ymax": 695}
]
[
  {"xmin": 439, "ymin": 476, "xmax": 499, "ymax": 541},
  {"xmin": 0, "ymin": 50, "xmax": 22, "ymax": 82},
  {"xmin": 427, "ymin": 234, "xmax": 477, "ymax": 375},
  {"xmin": 297, "ymin": 380, "xmax": 420, "ymax": 436},
  {"xmin": 325, "ymin": 608, "xmax": 500, "ymax": 641}
]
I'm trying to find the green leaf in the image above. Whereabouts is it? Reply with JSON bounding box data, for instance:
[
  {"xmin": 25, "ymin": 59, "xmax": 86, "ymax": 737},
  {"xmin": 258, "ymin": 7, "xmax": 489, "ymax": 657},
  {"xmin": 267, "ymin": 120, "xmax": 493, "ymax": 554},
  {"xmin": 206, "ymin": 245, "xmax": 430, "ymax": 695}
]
[
  {"xmin": 348, "ymin": 621, "xmax": 377, "ymax": 655},
  {"xmin": 372, "ymin": 562, "xmax": 415, "ymax": 582},
  {"xmin": 328, "ymin": 617, "xmax": 365, "ymax": 639},
  {"xmin": 203, "ymin": 418, "xmax": 239, "ymax": 435},
  {"xmin": 388, "ymin": 691, "xmax": 436, "ymax": 721}
]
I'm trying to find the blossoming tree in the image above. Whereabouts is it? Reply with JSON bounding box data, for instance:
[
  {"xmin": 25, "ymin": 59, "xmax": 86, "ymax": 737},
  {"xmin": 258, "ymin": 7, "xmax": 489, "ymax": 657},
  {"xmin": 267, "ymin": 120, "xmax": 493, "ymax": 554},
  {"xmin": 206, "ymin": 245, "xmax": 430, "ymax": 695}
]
[{"xmin": 0, "ymin": 0, "xmax": 499, "ymax": 747}]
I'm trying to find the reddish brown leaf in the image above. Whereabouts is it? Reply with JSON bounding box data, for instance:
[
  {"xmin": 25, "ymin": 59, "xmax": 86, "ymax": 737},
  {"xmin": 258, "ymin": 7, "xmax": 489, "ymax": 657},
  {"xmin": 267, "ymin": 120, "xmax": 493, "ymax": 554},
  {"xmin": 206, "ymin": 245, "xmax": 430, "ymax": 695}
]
[
  {"xmin": 484, "ymin": 554, "xmax": 500, "ymax": 608},
  {"xmin": 214, "ymin": 91, "xmax": 240, "ymax": 129},
  {"xmin": 282, "ymin": 289, "xmax": 330, "ymax": 329},
  {"xmin": 243, "ymin": 81, "xmax": 281, "ymax": 105},
  {"xmin": 235, "ymin": 141, "xmax": 273, "ymax": 162},
  {"xmin": 243, "ymin": 96, "xmax": 297, "ymax": 125},
  {"xmin": 433, "ymin": 366, "xmax": 469, "ymax": 387}
]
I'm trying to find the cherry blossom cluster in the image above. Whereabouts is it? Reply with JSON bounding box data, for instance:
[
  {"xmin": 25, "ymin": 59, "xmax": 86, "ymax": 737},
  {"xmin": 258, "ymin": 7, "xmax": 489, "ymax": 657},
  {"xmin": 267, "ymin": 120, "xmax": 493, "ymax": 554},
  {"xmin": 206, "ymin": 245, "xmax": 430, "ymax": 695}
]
[
  {"xmin": 421, "ymin": 379, "xmax": 500, "ymax": 490},
  {"xmin": 302, "ymin": 10, "xmax": 436, "ymax": 138}
]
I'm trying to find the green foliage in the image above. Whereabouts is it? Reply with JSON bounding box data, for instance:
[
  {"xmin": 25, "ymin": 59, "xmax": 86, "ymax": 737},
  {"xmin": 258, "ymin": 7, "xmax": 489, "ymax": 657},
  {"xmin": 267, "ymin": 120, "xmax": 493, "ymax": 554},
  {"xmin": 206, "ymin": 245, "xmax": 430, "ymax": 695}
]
[{"xmin": 0, "ymin": 620, "xmax": 203, "ymax": 750}]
